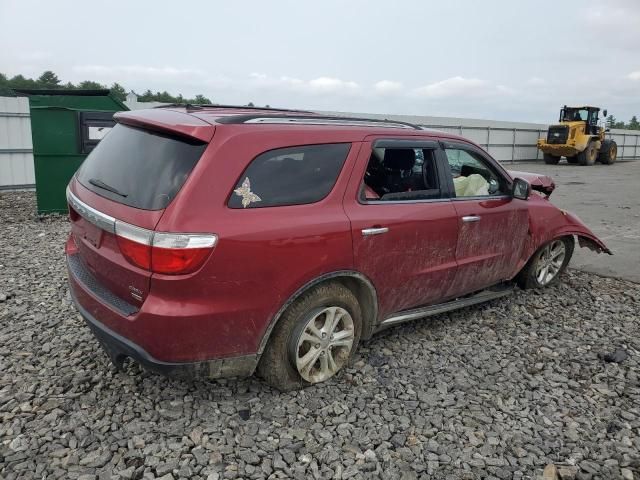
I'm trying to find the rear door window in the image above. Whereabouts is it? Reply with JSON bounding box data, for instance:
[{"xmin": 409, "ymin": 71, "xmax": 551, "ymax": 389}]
[
  {"xmin": 77, "ymin": 124, "xmax": 206, "ymax": 210},
  {"xmin": 362, "ymin": 147, "xmax": 443, "ymax": 201},
  {"xmin": 228, "ymin": 143, "xmax": 350, "ymax": 208}
]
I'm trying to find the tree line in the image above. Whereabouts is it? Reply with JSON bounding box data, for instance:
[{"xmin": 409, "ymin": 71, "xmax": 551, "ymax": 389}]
[
  {"xmin": 0, "ymin": 70, "xmax": 213, "ymax": 105},
  {"xmin": 606, "ymin": 115, "xmax": 640, "ymax": 131}
]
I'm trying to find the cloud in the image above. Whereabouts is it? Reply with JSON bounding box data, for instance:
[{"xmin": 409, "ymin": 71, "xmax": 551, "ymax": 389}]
[
  {"xmin": 585, "ymin": 0, "xmax": 640, "ymax": 46},
  {"xmin": 248, "ymin": 73, "xmax": 359, "ymax": 95},
  {"xmin": 413, "ymin": 76, "xmax": 509, "ymax": 99},
  {"xmin": 73, "ymin": 64, "xmax": 205, "ymax": 80},
  {"xmin": 374, "ymin": 80, "xmax": 403, "ymax": 94},
  {"xmin": 526, "ymin": 77, "xmax": 546, "ymax": 86},
  {"xmin": 627, "ymin": 71, "xmax": 640, "ymax": 81},
  {"xmin": 308, "ymin": 77, "xmax": 359, "ymax": 92}
]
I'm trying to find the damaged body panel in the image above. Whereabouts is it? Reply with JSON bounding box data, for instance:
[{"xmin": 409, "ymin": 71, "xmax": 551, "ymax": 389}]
[
  {"xmin": 65, "ymin": 106, "xmax": 611, "ymax": 388},
  {"xmin": 508, "ymin": 170, "xmax": 556, "ymax": 197}
]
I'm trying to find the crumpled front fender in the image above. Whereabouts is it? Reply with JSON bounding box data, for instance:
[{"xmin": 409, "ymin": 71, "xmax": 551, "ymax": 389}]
[
  {"xmin": 515, "ymin": 200, "xmax": 612, "ymax": 277},
  {"xmin": 556, "ymin": 210, "xmax": 612, "ymax": 255}
]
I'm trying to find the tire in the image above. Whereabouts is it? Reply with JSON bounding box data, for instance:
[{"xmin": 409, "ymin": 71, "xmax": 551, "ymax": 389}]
[
  {"xmin": 598, "ymin": 139, "xmax": 617, "ymax": 165},
  {"xmin": 566, "ymin": 156, "xmax": 579, "ymax": 164},
  {"xmin": 543, "ymin": 153, "xmax": 560, "ymax": 165},
  {"xmin": 257, "ymin": 282, "xmax": 362, "ymax": 391},
  {"xmin": 577, "ymin": 141, "xmax": 598, "ymax": 166},
  {"xmin": 517, "ymin": 237, "xmax": 574, "ymax": 289}
]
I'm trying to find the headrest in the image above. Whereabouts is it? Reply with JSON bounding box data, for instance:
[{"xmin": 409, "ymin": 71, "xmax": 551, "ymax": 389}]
[{"xmin": 383, "ymin": 149, "xmax": 415, "ymax": 170}]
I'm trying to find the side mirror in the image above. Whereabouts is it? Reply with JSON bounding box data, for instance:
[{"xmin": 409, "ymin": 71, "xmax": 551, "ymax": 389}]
[
  {"xmin": 512, "ymin": 178, "xmax": 531, "ymax": 200},
  {"xmin": 603, "ymin": 109, "xmax": 608, "ymax": 117}
]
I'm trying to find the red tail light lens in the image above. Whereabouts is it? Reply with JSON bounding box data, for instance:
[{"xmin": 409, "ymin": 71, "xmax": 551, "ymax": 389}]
[
  {"xmin": 115, "ymin": 222, "xmax": 153, "ymax": 270},
  {"xmin": 114, "ymin": 221, "xmax": 217, "ymax": 275},
  {"xmin": 151, "ymin": 233, "xmax": 217, "ymax": 274}
]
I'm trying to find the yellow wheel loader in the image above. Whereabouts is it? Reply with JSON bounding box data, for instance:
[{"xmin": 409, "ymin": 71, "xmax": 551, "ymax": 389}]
[{"xmin": 537, "ymin": 106, "xmax": 617, "ymax": 166}]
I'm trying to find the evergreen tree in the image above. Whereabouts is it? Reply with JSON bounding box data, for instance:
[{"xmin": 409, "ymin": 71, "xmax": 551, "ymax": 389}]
[
  {"xmin": 78, "ymin": 80, "xmax": 106, "ymax": 89},
  {"xmin": 37, "ymin": 70, "xmax": 61, "ymax": 88},
  {"xmin": 109, "ymin": 82, "xmax": 127, "ymax": 102}
]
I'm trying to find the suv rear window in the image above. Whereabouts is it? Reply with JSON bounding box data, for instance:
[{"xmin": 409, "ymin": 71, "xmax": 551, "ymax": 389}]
[
  {"xmin": 228, "ymin": 143, "xmax": 350, "ymax": 209},
  {"xmin": 76, "ymin": 124, "xmax": 206, "ymax": 210}
]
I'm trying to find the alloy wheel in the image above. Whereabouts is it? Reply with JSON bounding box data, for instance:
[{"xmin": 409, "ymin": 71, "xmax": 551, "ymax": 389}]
[
  {"xmin": 294, "ymin": 306, "xmax": 355, "ymax": 383},
  {"xmin": 535, "ymin": 240, "xmax": 566, "ymax": 286}
]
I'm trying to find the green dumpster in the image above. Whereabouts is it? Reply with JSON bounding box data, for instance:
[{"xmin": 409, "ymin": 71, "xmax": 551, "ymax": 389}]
[{"xmin": 15, "ymin": 89, "xmax": 128, "ymax": 213}]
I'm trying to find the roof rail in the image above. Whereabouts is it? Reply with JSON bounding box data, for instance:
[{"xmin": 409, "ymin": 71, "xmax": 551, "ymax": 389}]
[
  {"xmin": 216, "ymin": 114, "xmax": 422, "ymax": 130},
  {"xmin": 154, "ymin": 103, "xmax": 313, "ymax": 114}
]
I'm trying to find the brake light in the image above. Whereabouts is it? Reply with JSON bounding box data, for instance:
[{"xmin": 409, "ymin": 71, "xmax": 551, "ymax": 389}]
[
  {"xmin": 152, "ymin": 233, "xmax": 217, "ymax": 274},
  {"xmin": 114, "ymin": 221, "xmax": 217, "ymax": 275}
]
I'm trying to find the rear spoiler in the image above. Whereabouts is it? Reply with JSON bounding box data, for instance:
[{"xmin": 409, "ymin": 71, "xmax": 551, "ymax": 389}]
[{"xmin": 114, "ymin": 109, "xmax": 215, "ymax": 143}]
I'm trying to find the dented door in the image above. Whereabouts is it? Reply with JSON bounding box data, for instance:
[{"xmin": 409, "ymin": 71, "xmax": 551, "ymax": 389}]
[{"xmin": 446, "ymin": 197, "xmax": 529, "ymax": 297}]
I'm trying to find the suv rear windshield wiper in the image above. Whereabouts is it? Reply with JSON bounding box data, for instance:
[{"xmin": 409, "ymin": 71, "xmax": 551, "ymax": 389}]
[{"xmin": 88, "ymin": 178, "xmax": 128, "ymax": 198}]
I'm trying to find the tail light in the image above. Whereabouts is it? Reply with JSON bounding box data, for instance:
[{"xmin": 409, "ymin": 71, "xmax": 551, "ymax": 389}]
[{"xmin": 115, "ymin": 221, "xmax": 217, "ymax": 275}]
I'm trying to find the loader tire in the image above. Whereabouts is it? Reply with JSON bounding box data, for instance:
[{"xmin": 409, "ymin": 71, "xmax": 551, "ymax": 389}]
[
  {"xmin": 543, "ymin": 153, "xmax": 560, "ymax": 165},
  {"xmin": 566, "ymin": 156, "xmax": 579, "ymax": 164},
  {"xmin": 577, "ymin": 141, "xmax": 598, "ymax": 166},
  {"xmin": 598, "ymin": 140, "xmax": 617, "ymax": 165}
]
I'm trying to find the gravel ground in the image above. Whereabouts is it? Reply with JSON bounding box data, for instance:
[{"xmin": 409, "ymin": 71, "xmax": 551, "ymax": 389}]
[{"xmin": 1, "ymin": 191, "xmax": 639, "ymax": 480}]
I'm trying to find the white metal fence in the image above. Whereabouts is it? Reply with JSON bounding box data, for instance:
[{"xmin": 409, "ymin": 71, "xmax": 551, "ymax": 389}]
[
  {"xmin": 0, "ymin": 97, "xmax": 34, "ymax": 189},
  {"xmin": 327, "ymin": 111, "xmax": 640, "ymax": 163},
  {"xmin": 1, "ymin": 101, "xmax": 639, "ymax": 189}
]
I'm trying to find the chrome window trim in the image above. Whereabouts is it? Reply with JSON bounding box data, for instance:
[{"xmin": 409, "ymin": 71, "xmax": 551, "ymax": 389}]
[
  {"xmin": 451, "ymin": 194, "xmax": 511, "ymax": 201},
  {"xmin": 359, "ymin": 197, "xmax": 452, "ymax": 206},
  {"xmin": 66, "ymin": 186, "xmax": 116, "ymax": 233}
]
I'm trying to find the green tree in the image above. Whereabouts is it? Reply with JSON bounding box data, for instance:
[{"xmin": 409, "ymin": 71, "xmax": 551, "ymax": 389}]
[
  {"xmin": 628, "ymin": 115, "xmax": 640, "ymax": 130},
  {"xmin": 247, "ymin": 101, "xmax": 255, "ymax": 107},
  {"xmin": 9, "ymin": 74, "xmax": 38, "ymax": 89},
  {"xmin": 193, "ymin": 94, "xmax": 211, "ymax": 104},
  {"xmin": 606, "ymin": 115, "xmax": 616, "ymax": 128},
  {"xmin": 138, "ymin": 89, "xmax": 154, "ymax": 102},
  {"xmin": 109, "ymin": 82, "xmax": 127, "ymax": 102},
  {"xmin": 37, "ymin": 70, "xmax": 61, "ymax": 88},
  {"xmin": 78, "ymin": 80, "xmax": 106, "ymax": 90}
]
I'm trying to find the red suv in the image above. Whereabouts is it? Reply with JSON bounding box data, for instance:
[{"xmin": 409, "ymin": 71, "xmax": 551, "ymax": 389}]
[{"xmin": 65, "ymin": 106, "xmax": 610, "ymax": 390}]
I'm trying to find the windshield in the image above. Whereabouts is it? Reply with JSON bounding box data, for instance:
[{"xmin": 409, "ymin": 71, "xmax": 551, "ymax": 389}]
[
  {"xmin": 77, "ymin": 124, "xmax": 207, "ymax": 210},
  {"xmin": 562, "ymin": 108, "xmax": 589, "ymax": 122}
]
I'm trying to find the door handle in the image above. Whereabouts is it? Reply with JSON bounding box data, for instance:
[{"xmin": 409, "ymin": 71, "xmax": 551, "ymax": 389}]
[
  {"xmin": 362, "ymin": 227, "xmax": 389, "ymax": 236},
  {"xmin": 462, "ymin": 215, "xmax": 481, "ymax": 223}
]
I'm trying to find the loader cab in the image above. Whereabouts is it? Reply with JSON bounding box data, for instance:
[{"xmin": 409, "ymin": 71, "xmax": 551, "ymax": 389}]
[{"xmin": 560, "ymin": 106, "xmax": 601, "ymax": 135}]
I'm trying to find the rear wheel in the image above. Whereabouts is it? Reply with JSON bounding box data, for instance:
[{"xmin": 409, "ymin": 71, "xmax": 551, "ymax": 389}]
[
  {"xmin": 257, "ymin": 282, "xmax": 362, "ymax": 391},
  {"xmin": 543, "ymin": 153, "xmax": 560, "ymax": 165},
  {"xmin": 517, "ymin": 237, "xmax": 574, "ymax": 289},
  {"xmin": 577, "ymin": 141, "xmax": 598, "ymax": 166},
  {"xmin": 566, "ymin": 156, "xmax": 579, "ymax": 164},
  {"xmin": 598, "ymin": 139, "xmax": 618, "ymax": 165}
]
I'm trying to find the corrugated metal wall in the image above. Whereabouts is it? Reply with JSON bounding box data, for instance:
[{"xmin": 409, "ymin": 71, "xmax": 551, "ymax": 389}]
[
  {"xmin": 1, "ymin": 101, "xmax": 639, "ymax": 189},
  {"xmin": 325, "ymin": 111, "xmax": 640, "ymax": 163},
  {"xmin": 0, "ymin": 97, "xmax": 34, "ymax": 188}
]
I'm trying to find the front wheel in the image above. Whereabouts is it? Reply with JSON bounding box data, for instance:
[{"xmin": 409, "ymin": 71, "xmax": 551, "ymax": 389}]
[
  {"xmin": 517, "ymin": 237, "xmax": 574, "ymax": 289},
  {"xmin": 257, "ymin": 282, "xmax": 362, "ymax": 391},
  {"xmin": 598, "ymin": 139, "xmax": 617, "ymax": 165},
  {"xmin": 543, "ymin": 153, "xmax": 560, "ymax": 165},
  {"xmin": 577, "ymin": 141, "xmax": 598, "ymax": 165}
]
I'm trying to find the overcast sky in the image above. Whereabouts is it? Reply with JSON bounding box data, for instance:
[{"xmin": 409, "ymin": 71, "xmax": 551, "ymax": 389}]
[{"xmin": 1, "ymin": 0, "xmax": 638, "ymax": 123}]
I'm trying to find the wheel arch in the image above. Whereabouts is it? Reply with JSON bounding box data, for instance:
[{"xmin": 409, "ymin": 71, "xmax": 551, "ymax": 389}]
[{"xmin": 257, "ymin": 270, "xmax": 379, "ymax": 354}]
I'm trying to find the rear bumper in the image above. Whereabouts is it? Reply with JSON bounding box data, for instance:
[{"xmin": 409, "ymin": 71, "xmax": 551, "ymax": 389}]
[{"xmin": 67, "ymin": 253, "xmax": 259, "ymax": 380}]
